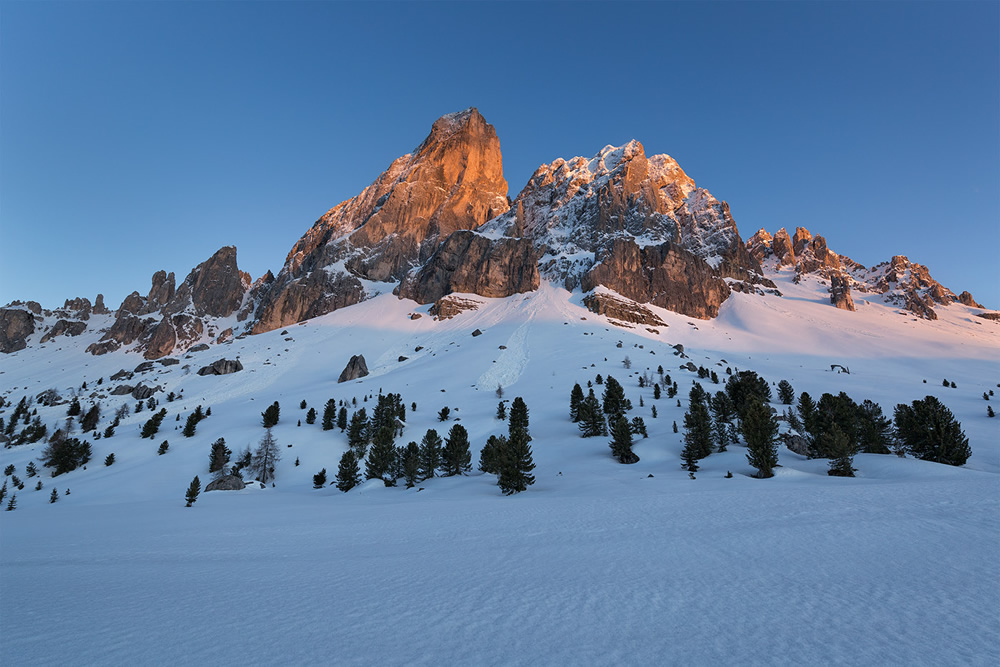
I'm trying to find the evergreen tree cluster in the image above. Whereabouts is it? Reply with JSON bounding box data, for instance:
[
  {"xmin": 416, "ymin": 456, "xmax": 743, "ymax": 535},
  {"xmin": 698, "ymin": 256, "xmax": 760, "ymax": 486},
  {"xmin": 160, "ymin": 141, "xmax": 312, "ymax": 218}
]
[
  {"xmin": 183, "ymin": 405, "xmax": 208, "ymax": 437},
  {"xmin": 479, "ymin": 396, "xmax": 535, "ymax": 494},
  {"xmin": 40, "ymin": 435, "xmax": 92, "ymax": 476},
  {"xmin": 261, "ymin": 401, "xmax": 281, "ymax": 428},
  {"xmin": 894, "ymin": 396, "xmax": 971, "ymax": 466},
  {"xmin": 140, "ymin": 408, "xmax": 168, "ymax": 439}
]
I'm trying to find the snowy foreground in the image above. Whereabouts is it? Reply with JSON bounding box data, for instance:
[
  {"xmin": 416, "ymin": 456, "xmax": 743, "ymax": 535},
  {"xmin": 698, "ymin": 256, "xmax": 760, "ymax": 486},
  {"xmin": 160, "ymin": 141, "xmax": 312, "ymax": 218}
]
[{"xmin": 2, "ymin": 275, "xmax": 999, "ymax": 665}]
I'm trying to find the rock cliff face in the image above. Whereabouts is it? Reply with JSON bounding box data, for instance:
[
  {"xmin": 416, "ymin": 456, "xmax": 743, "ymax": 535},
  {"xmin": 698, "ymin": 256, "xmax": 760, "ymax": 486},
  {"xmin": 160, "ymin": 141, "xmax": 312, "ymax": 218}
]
[
  {"xmin": 0, "ymin": 308, "xmax": 35, "ymax": 353},
  {"xmin": 482, "ymin": 141, "xmax": 764, "ymax": 285},
  {"xmin": 397, "ymin": 231, "xmax": 538, "ymax": 305},
  {"xmin": 581, "ymin": 238, "xmax": 732, "ymax": 319},
  {"xmin": 252, "ymin": 108, "xmax": 509, "ymax": 334},
  {"xmin": 87, "ymin": 246, "xmax": 253, "ymax": 358}
]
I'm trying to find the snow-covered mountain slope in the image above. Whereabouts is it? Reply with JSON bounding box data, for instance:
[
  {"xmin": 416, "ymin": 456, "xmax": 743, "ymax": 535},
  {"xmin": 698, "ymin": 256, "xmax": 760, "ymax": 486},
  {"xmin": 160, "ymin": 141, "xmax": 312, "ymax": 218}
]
[{"xmin": 2, "ymin": 274, "xmax": 998, "ymax": 664}]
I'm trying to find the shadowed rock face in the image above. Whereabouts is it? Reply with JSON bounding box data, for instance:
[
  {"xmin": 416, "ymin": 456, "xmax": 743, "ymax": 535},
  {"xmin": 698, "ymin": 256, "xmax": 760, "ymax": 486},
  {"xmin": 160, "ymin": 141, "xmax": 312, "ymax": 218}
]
[
  {"xmin": 0, "ymin": 308, "xmax": 35, "ymax": 353},
  {"xmin": 167, "ymin": 246, "xmax": 248, "ymax": 318},
  {"xmin": 252, "ymin": 271, "xmax": 364, "ymax": 335},
  {"xmin": 398, "ymin": 231, "xmax": 538, "ymax": 305},
  {"xmin": 40, "ymin": 320, "xmax": 88, "ymax": 343},
  {"xmin": 582, "ymin": 238, "xmax": 731, "ymax": 319},
  {"xmin": 338, "ymin": 355, "xmax": 369, "ymax": 383}
]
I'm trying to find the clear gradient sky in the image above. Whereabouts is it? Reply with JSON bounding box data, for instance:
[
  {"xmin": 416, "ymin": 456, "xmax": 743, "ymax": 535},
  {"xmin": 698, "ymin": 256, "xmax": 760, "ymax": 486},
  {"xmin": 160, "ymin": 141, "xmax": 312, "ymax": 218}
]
[{"xmin": 2, "ymin": 1, "xmax": 997, "ymax": 309}]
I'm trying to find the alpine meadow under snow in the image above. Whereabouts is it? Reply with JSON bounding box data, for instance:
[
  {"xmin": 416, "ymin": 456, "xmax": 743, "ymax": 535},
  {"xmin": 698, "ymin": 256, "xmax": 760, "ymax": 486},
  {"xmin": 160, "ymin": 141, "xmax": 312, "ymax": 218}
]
[{"xmin": 2, "ymin": 109, "xmax": 998, "ymax": 665}]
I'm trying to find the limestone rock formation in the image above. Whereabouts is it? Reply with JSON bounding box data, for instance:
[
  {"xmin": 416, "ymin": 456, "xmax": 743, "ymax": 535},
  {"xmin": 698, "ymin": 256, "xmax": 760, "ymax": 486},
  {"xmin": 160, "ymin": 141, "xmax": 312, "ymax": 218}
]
[
  {"xmin": 253, "ymin": 108, "xmax": 509, "ymax": 334},
  {"xmin": 338, "ymin": 355, "xmax": 369, "ymax": 383},
  {"xmin": 481, "ymin": 140, "xmax": 765, "ymax": 293},
  {"xmin": 830, "ymin": 273, "xmax": 856, "ymax": 311},
  {"xmin": 581, "ymin": 238, "xmax": 731, "ymax": 319},
  {"xmin": 398, "ymin": 231, "xmax": 538, "ymax": 305},
  {"xmin": 429, "ymin": 295, "xmax": 482, "ymax": 320},
  {"xmin": 581, "ymin": 291, "xmax": 667, "ymax": 328},
  {"xmin": 166, "ymin": 246, "xmax": 249, "ymax": 318},
  {"xmin": 0, "ymin": 308, "xmax": 35, "ymax": 353},
  {"xmin": 197, "ymin": 359, "xmax": 244, "ymax": 376},
  {"xmin": 205, "ymin": 475, "xmax": 246, "ymax": 492},
  {"xmin": 93, "ymin": 294, "xmax": 110, "ymax": 315},
  {"xmin": 146, "ymin": 271, "xmax": 175, "ymax": 313},
  {"xmin": 40, "ymin": 320, "xmax": 88, "ymax": 343}
]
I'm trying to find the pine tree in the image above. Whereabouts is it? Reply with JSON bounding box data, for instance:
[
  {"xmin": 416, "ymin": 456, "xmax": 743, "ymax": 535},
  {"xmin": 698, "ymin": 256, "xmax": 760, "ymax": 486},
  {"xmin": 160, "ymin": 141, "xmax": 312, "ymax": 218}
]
[
  {"xmin": 208, "ymin": 437, "xmax": 231, "ymax": 474},
  {"xmin": 337, "ymin": 406, "xmax": 348, "ymax": 431},
  {"xmin": 496, "ymin": 401, "xmax": 507, "ymax": 421},
  {"xmin": 743, "ymin": 398, "xmax": 779, "ymax": 478},
  {"xmin": 710, "ymin": 391, "xmax": 736, "ymax": 452},
  {"xmin": 34, "ymin": 479, "xmax": 42, "ymax": 491},
  {"xmin": 366, "ymin": 424, "xmax": 397, "ymax": 485},
  {"xmin": 418, "ymin": 429, "xmax": 443, "ymax": 480},
  {"xmin": 25, "ymin": 461, "xmax": 37, "ymax": 478},
  {"xmin": 653, "ymin": 383, "xmax": 661, "ymax": 400},
  {"xmin": 3, "ymin": 464, "xmax": 13, "ymax": 477},
  {"xmin": 0, "ymin": 480, "xmax": 6, "ymax": 504},
  {"xmin": 402, "ymin": 442, "xmax": 421, "ymax": 487},
  {"xmin": 824, "ymin": 424, "xmax": 856, "ymax": 477},
  {"xmin": 158, "ymin": 440, "xmax": 169, "ymax": 455},
  {"xmin": 497, "ymin": 430, "xmax": 535, "ymax": 495},
  {"xmin": 185, "ymin": 476, "xmax": 201, "ymax": 507},
  {"xmin": 608, "ymin": 414, "xmax": 638, "ymax": 464},
  {"xmin": 857, "ymin": 400, "xmax": 892, "ymax": 454},
  {"xmin": 989, "ymin": 405, "xmax": 996, "ymax": 418},
  {"xmin": 183, "ymin": 411, "xmax": 199, "ymax": 437},
  {"xmin": 335, "ymin": 450, "xmax": 361, "ymax": 492},
  {"xmin": 322, "ymin": 399, "xmax": 336, "ymax": 430},
  {"xmin": 67, "ymin": 398, "xmax": 81, "ymax": 416},
  {"xmin": 104, "ymin": 453, "xmax": 115, "ymax": 466},
  {"xmin": 684, "ymin": 386, "xmax": 714, "ymax": 460},
  {"xmin": 651, "ymin": 405, "xmax": 657, "ymax": 419},
  {"xmin": 347, "ymin": 408, "xmax": 370, "ymax": 458},
  {"xmin": 798, "ymin": 392, "xmax": 819, "ymax": 440},
  {"xmin": 6, "ymin": 493, "xmax": 16, "ymax": 511},
  {"xmin": 479, "ymin": 435, "xmax": 505, "ymax": 474},
  {"xmin": 81, "ymin": 404, "xmax": 101, "ymax": 432},
  {"xmin": 437, "ymin": 406, "xmax": 450, "ymax": 422},
  {"xmin": 578, "ymin": 390, "xmax": 605, "ymax": 437},
  {"xmin": 508, "ymin": 397, "xmax": 530, "ymax": 442},
  {"xmin": 569, "ymin": 383, "xmax": 585, "ymax": 421},
  {"xmin": 49, "ymin": 488, "xmax": 58, "ymax": 503},
  {"xmin": 306, "ymin": 407, "xmax": 317, "ymax": 425},
  {"xmin": 261, "ymin": 401, "xmax": 280, "ymax": 428},
  {"xmin": 442, "ymin": 424, "xmax": 472, "ymax": 476},
  {"xmin": 777, "ymin": 380, "xmax": 795, "ymax": 405},
  {"xmin": 630, "ymin": 416, "xmax": 648, "ymax": 438},
  {"xmin": 300, "ymin": 400, "xmax": 308, "ymax": 410},
  {"xmin": 602, "ymin": 376, "xmax": 629, "ymax": 417},
  {"xmin": 893, "ymin": 396, "xmax": 971, "ymax": 466},
  {"xmin": 313, "ymin": 468, "xmax": 327, "ymax": 489},
  {"xmin": 680, "ymin": 437, "xmax": 700, "ymax": 473},
  {"xmin": 140, "ymin": 408, "xmax": 168, "ymax": 439},
  {"xmin": 250, "ymin": 429, "xmax": 281, "ymax": 484}
]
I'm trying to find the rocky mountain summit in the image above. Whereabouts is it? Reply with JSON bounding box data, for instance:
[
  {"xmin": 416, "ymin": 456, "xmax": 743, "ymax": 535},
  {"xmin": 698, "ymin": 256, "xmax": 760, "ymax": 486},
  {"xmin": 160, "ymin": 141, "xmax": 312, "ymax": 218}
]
[
  {"xmin": 747, "ymin": 227, "xmax": 983, "ymax": 319},
  {"xmin": 1, "ymin": 109, "xmax": 989, "ymax": 357}
]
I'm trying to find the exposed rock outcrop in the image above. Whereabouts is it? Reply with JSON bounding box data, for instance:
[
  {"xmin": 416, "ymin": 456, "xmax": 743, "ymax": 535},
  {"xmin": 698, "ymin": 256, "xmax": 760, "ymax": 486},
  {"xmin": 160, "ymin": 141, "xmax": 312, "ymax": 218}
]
[
  {"xmin": 197, "ymin": 359, "xmax": 244, "ymax": 376},
  {"xmin": 131, "ymin": 384, "xmax": 159, "ymax": 400},
  {"xmin": 0, "ymin": 308, "xmax": 35, "ymax": 353},
  {"xmin": 205, "ymin": 475, "xmax": 246, "ymax": 491},
  {"xmin": 93, "ymin": 294, "xmax": 110, "ymax": 315},
  {"xmin": 429, "ymin": 296, "xmax": 482, "ymax": 320},
  {"xmin": 581, "ymin": 238, "xmax": 731, "ymax": 319},
  {"xmin": 166, "ymin": 246, "xmax": 249, "ymax": 318},
  {"xmin": 40, "ymin": 319, "xmax": 88, "ymax": 343},
  {"xmin": 958, "ymin": 291, "xmax": 983, "ymax": 308},
  {"xmin": 398, "ymin": 231, "xmax": 538, "ymax": 304},
  {"xmin": 252, "ymin": 270, "xmax": 364, "ymax": 335},
  {"xmin": 338, "ymin": 355, "xmax": 369, "ymax": 383},
  {"xmin": 830, "ymin": 273, "xmax": 855, "ymax": 311},
  {"xmin": 582, "ymin": 291, "xmax": 666, "ymax": 327},
  {"xmin": 146, "ymin": 271, "xmax": 175, "ymax": 313}
]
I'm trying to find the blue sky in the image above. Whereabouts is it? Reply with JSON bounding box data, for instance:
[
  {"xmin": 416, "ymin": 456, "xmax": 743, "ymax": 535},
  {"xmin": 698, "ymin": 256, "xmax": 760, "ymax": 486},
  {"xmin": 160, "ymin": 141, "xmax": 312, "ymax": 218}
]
[{"xmin": 2, "ymin": 1, "xmax": 997, "ymax": 308}]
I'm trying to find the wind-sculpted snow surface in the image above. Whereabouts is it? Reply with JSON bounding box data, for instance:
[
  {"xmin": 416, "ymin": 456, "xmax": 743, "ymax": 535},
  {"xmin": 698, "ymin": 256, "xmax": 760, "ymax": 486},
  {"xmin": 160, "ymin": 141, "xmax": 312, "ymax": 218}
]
[{"xmin": 1, "ymin": 272, "xmax": 998, "ymax": 666}]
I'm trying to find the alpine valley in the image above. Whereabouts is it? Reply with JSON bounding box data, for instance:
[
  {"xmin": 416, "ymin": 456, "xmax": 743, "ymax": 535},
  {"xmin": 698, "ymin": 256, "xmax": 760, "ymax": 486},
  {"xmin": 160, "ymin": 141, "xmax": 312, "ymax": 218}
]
[{"xmin": 2, "ymin": 109, "xmax": 998, "ymax": 666}]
